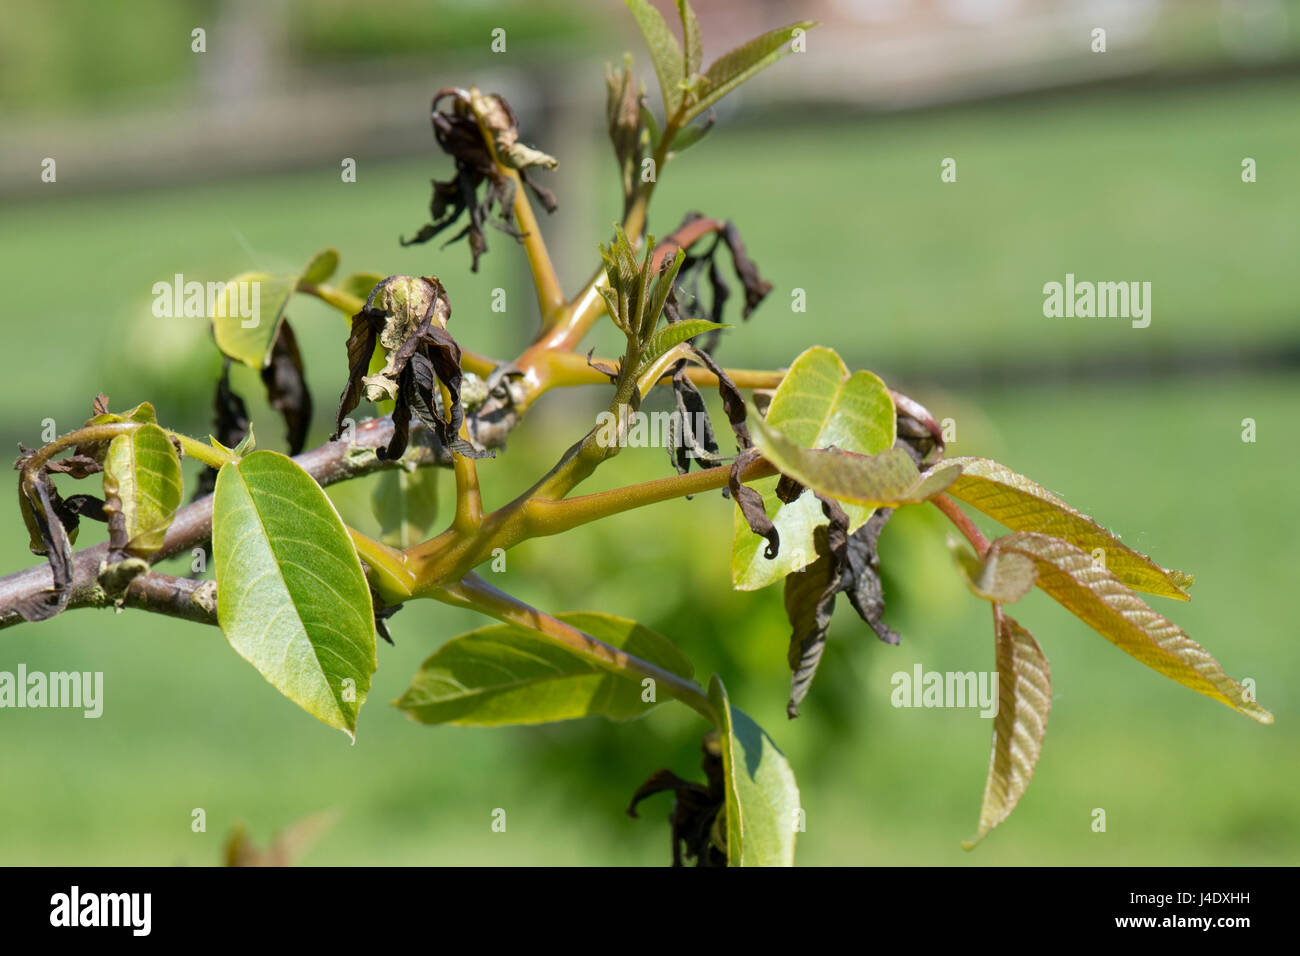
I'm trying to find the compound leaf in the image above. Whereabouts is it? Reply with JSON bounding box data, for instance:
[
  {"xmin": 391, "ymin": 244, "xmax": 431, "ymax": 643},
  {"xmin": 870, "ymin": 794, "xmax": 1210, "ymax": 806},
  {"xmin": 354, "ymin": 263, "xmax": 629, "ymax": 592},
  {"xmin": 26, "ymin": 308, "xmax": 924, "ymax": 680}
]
[
  {"xmin": 945, "ymin": 457, "xmax": 1192, "ymax": 600},
  {"xmin": 998, "ymin": 532, "xmax": 1270, "ymax": 724}
]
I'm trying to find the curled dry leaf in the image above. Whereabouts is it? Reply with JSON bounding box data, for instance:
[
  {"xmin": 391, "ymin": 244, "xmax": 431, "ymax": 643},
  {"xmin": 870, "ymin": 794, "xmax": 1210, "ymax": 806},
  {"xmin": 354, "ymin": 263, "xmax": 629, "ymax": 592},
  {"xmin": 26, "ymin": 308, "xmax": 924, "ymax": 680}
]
[
  {"xmin": 333, "ymin": 275, "xmax": 487, "ymax": 462},
  {"xmin": 627, "ymin": 734, "xmax": 727, "ymax": 867},
  {"xmin": 402, "ymin": 88, "xmax": 557, "ymax": 271}
]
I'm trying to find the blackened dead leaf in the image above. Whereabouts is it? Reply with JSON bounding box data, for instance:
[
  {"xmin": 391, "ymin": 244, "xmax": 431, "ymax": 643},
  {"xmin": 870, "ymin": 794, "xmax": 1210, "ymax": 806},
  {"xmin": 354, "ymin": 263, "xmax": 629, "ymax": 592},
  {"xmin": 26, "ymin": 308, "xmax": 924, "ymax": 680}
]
[
  {"xmin": 261, "ymin": 319, "xmax": 313, "ymax": 455},
  {"xmin": 689, "ymin": 345, "xmax": 751, "ymax": 450},
  {"xmin": 667, "ymin": 362, "xmax": 721, "ymax": 481},
  {"xmin": 402, "ymin": 89, "xmax": 556, "ymax": 272},
  {"xmin": 775, "ymin": 473, "xmax": 804, "ymax": 505},
  {"xmin": 45, "ymin": 454, "xmax": 102, "ymax": 479},
  {"xmin": 333, "ymin": 276, "xmax": 489, "ymax": 462},
  {"xmin": 14, "ymin": 471, "xmax": 74, "ymax": 621},
  {"xmin": 721, "ymin": 221, "xmax": 774, "ymax": 318},
  {"xmin": 843, "ymin": 508, "xmax": 900, "ymax": 645},
  {"xmin": 784, "ymin": 495, "xmax": 850, "ymax": 717},
  {"xmin": 627, "ymin": 734, "xmax": 727, "ymax": 867},
  {"xmin": 195, "ymin": 359, "xmax": 250, "ymax": 500},
  {"xmin": 730, "ymin": 447, "xmax": 778, "ymax": 559}
]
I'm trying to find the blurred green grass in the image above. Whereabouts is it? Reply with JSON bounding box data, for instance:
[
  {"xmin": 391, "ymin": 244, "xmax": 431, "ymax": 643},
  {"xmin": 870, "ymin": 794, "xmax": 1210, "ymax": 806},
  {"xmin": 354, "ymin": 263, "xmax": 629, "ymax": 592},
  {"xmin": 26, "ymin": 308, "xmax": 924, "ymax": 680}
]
[{"xmin": 1, "ymin": 75, "xmax": 1297, "ymax": 865}]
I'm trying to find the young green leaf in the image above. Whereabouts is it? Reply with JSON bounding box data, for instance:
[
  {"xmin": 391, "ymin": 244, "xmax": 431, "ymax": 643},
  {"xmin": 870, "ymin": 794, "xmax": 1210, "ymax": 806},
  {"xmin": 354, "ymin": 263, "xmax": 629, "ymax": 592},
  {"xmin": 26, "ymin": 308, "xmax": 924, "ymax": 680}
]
[
  {"xmin": 396, "ymin": 612, "xmax": 693, "ymax": 726},
  {"xmin": 751, "ymin": 411, "xmax": 961, "ymax": 509},
  {"xmin": 211, "ymin": 271, "xmax": 295, "ymax": 370},
  {"xmin": 998, "ymin": 532, "xmax": 1271, "ymax": 724},
  {"xmin": 212, "ymin": 248, "xmax": 340, "ymax": 369},
  {"xmin": 299, "ymin": 248, "xmax": 340, "ymax": 286},
  {"xmin": 101, "ymin": 423, "xmax": 183, "ymax": 560},
  {"xmin": 213, "ymin": 451, "xmax": 376, "ymax": 739},
  {"xmin": 677, "ymin": 0, "xmax": 703, "ymax": 77},
  {"xmin": 634, "ymin": 318, "xmax": 726, "ymax": 379},
  {"xmin": 945, "ymin": 457, "xmax": 1192, "ymax": 600},
  {"xmin": 708, "ymin": 675, "xmax": 801, "ymax": 866},
  {"xmin": 732, "ymin": 347, "xmax": 895, "ymax": 591},
  {"xmin": 371, "ymin": 466, "xmax": 439, "ymax": 549},
  {"xmin": 963, "ymin": 607, "xmax": 1051, "ymax": 849},
  {"xmin": 949, "ymin": 535, "xmax": 1037, "ymax": 605},
  {"xmin": 687, "ymin": 20, "xmax": 817, "ymax": 124},
  {"xmin": 625, "ymin": 0, "xmax": 685, "ymax": 117}
]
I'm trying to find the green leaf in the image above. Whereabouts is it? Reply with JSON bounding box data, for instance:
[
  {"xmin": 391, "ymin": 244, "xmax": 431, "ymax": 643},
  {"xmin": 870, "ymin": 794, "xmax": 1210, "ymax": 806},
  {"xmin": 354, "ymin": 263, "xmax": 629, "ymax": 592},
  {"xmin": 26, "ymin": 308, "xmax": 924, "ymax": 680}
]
[
  {"xmin": 963, "ymin": 607, "xmax": 1051, "ymax": 849},
  {"xmin": 750, "ymin": 410, "xmax": 961, "ymax": 509},
  {"xmin": 101, "ymin": 423, "xmax": 183, "ymax": 559},
  {"xmin": 667, "ymin": 114, "xmax": 713, "ymax": 154},
  {"xmin": 371, "ymin": 467, "xmax": 439, "ymax": 549},
  {"xmin": 949, "ymin": 535, "xmax": 1037, "ymax": 604},
  {"xmin": 86, "ymin": 401, "xmax": 158, "ymax": 427},
  {"xmin": 997, "ymin": 532, "xmax": 1271, "ymax": 724},
  {"xmin": 634, "ymin": 318, "xmax": 726, "ymax": 379},
  {"xmin": 944, "ymin": 457, "xmax": 1192, "ymax": 600},
  {"xmin": 708, "ymin": 675, "xmax": 800, "ymax": 866},
  {"xmin": 300, "ymin": 248, "xmax": 339, "ymax": 286},
  {"xmin": 211, "ymin": 271, "xmax": 296, "ymax": 370},
  {"xmin": 732, "ymin": 347, "xmax": 895, "ymax": 591},
  {"xmin": 212, "ymin": 248, "xmax": 341, "ymax": 369},
  {"xmin": 396, "ymin": 612, "xmax": 694, "ymax": 726},
  {"xmin": 687, "ymin": 20, "xmax": 817, "ymax": 124},
  {"xmin": 677, "ymin": 0, "xmax": 703, "ymax": 76},
  {"xmin": 625, "ymin": 0, "xmax": 685, "ymax": 117},
  {"xmin": 213, "ymin": 451, "xmax": 376, "ymax": 738}
]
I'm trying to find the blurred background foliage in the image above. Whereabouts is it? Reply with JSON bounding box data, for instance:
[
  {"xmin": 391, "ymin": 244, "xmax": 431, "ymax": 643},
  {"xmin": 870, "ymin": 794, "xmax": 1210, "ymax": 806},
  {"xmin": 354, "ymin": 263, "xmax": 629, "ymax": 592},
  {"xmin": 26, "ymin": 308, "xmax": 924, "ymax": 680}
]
[{"xmin": 1, "ymin": 0, "xmax": 1297, "ymax": 865}]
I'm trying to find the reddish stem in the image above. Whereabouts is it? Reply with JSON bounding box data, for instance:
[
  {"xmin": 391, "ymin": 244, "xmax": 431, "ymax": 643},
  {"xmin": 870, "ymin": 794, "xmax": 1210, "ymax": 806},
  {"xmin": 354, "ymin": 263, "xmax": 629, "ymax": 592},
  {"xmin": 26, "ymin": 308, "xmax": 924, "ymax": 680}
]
[{"xmin": 932, "ymin": 493, "xmax": 990, "ymax": 557}]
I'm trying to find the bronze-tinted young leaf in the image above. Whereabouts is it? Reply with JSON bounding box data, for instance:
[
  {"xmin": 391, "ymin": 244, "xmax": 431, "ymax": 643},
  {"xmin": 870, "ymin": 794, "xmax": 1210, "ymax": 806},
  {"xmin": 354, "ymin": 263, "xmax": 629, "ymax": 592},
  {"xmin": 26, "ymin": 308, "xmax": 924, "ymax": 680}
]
[
  {"xmin": 998, "ymin": 532, "xmax": 1271, "ymax": 723},
  {"xmin": 944, "ymin": 457, "xmax": 1192, "ymax": 600},
  {"xmin": 261, "ymin": 319, "xmax": 312, "ymax": 455},
  {"xmin": 950, "ymin": 536, "xmax": 1038, "ymax": 605},
  {"xmin": 963, "ymin": 607, "xmax": 1051, "ymax": 849}
]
